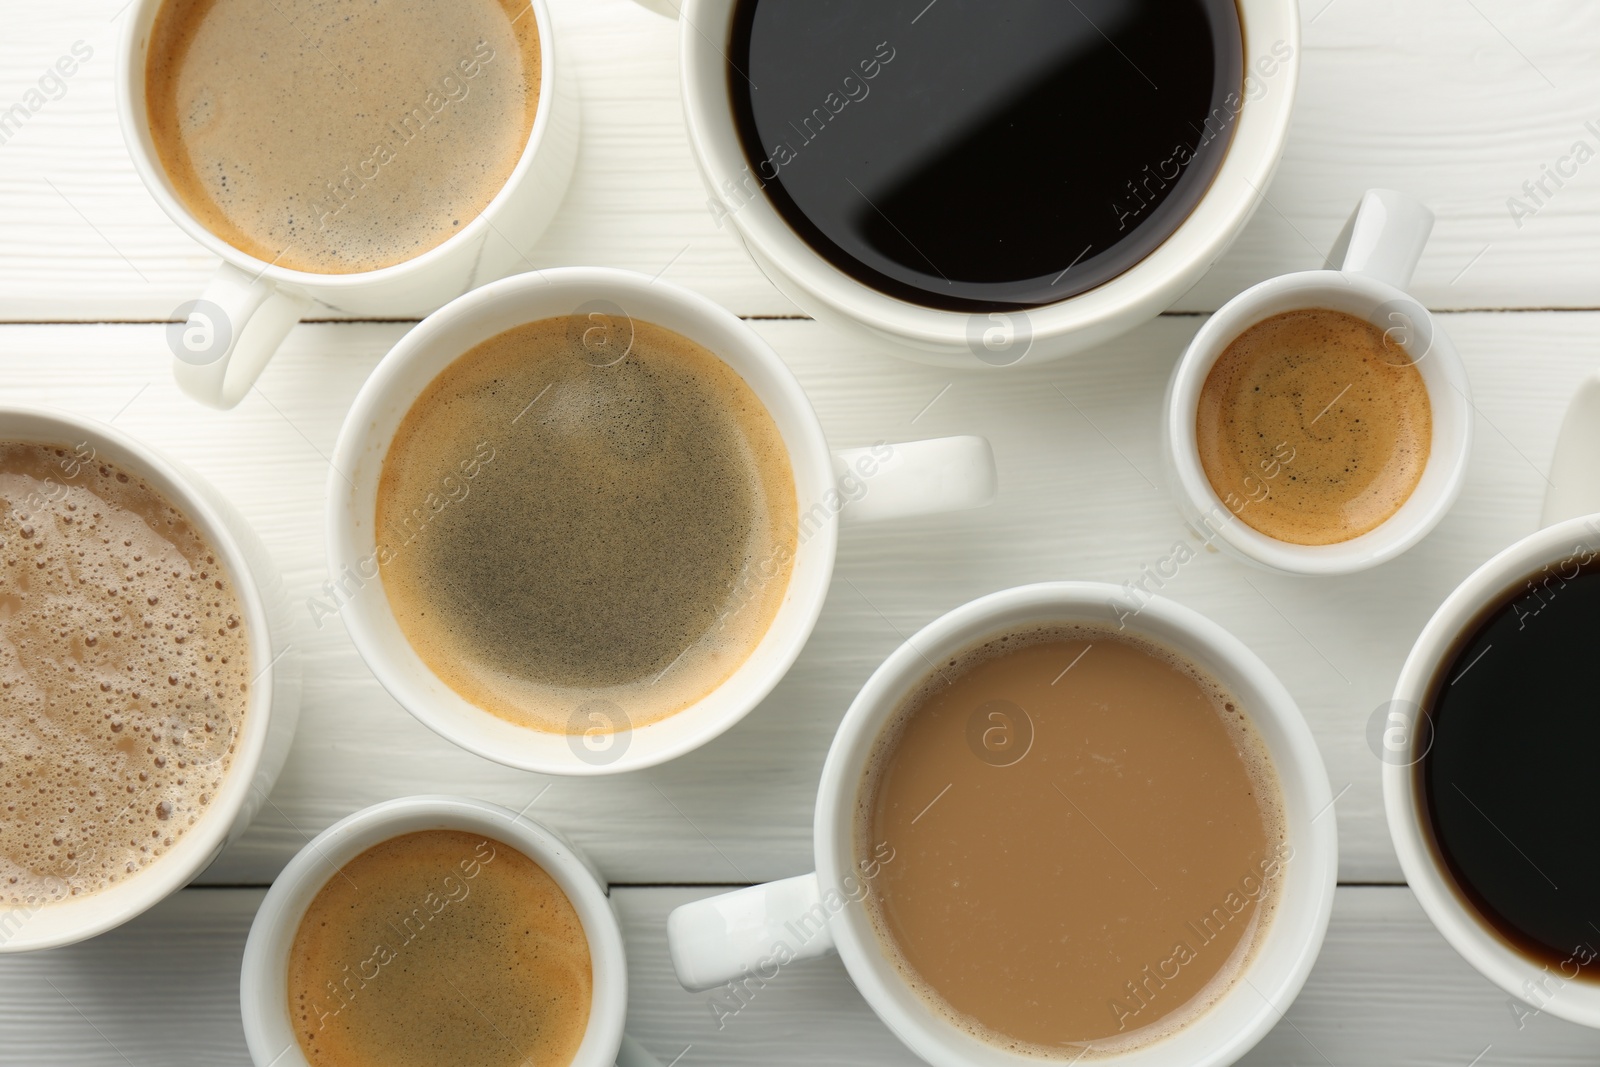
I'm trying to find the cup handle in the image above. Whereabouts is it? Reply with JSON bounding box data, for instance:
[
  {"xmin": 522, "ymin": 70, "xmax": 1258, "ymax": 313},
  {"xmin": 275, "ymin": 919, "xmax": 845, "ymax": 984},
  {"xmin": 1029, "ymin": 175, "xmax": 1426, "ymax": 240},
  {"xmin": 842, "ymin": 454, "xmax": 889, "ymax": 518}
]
[
  {"xmin": 666, "ymin": 873, "xmax": 838, "ymax": 992},
  {"xmin": 1327, "ymin": 188, "xmax": 1434, "ymax": 291},
  {"xmin": 832, "ymin": 436, "xmax": 997, "ymax": 524},
  {"xmin": 171, "ymin": 262, "xmax": 312, "ymax": 410},
  {"xmin": 1540, "ymin": 373, "xmax": 1600, "ymax": 526}
]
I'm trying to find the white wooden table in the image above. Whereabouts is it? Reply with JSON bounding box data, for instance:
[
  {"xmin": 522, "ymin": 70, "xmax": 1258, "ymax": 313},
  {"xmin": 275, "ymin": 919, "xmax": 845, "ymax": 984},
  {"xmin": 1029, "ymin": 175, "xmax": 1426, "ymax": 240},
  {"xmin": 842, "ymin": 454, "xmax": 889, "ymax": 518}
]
[{"xmin": 4, "ymin": 0, "xmax": 1600, "ymax": 1062}]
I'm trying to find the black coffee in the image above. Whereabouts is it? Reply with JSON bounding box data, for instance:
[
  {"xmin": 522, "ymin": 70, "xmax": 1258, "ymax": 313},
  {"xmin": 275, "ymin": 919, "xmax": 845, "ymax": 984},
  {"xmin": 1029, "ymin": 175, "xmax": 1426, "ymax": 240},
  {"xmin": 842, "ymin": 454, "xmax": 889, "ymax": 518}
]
[
  {"xmin": 1419, "ymin": 557, "xmax": 1600, "ymax": 979},
  {"xmin": 727, "ymin": 0, "xmax": 1245, "ymax": 312}
]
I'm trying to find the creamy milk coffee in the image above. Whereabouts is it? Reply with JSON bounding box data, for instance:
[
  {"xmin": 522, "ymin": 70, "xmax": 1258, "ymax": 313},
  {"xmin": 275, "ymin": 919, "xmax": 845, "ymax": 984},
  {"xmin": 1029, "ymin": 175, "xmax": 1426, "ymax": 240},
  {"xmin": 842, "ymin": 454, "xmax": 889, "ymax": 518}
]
[
  {"xmin": 145, "ymin": 0, "xmax": 542, "ymax": 273},
  {"xmin": 858, "ymin": 625, "xmax": 1286, "ymax": 1055},
  {"xmin": 288, "ymin": 829, "xmax": 592, "ymax": 1067},
  {"xmin": 0, "ymin": 443, "xmax": 250, "ymax": 906},
  {"xmin": 376, "ymin": 315, "xmax": 797, "ymax": 733},
  {"xmin": 1196, "ymin": 307, "xmax": 1433, "ymax": 545}
]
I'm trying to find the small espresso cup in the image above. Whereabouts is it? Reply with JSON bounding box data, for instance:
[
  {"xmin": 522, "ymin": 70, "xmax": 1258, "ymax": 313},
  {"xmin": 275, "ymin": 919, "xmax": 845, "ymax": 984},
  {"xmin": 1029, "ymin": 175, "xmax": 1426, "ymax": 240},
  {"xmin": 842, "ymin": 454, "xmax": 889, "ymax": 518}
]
[
  {"xmin": 667, "ymin": 582, "xmax": 1337, "ymax": 1067},
  {"xmin": 1162, "ymin": 188, "xmax": 1473, "ymax": 575},
  {"xmin": 327, "ymin": 266, "xmax": 997, "ymax": 776},
  {"xmin": 240, "ymin": 795, "xmax": 659, "ymax": 1067},
  {"xmin": 0, "ymin": 406, "xmax": 300, "ymax": 952},
  {"xmin": 116, "ymin": 0, "xmax": 579, "ymax": 409}
]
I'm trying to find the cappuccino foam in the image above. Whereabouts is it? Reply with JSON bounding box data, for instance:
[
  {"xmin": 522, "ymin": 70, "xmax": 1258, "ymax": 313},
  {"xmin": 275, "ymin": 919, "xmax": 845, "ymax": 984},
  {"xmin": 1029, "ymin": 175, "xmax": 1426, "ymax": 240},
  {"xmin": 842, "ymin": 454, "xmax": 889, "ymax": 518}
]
[{"xmin": 0, "ymin": 443, "xmax": 251, "ymax": 907}]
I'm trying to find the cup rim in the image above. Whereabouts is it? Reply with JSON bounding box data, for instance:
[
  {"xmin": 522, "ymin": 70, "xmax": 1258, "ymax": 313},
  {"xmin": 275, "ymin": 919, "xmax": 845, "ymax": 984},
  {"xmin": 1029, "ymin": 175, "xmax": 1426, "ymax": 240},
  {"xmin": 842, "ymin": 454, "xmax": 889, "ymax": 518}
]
[
  {"xmin": 326, "ymin": 266, "xmax": 839, "ymax": 775},
  {"xmin": 1385, "ymin": 514, "xmax": 1600, "ymax": 1028},
  {"xmin": 1163, "ymin": 269, "xmax": 1474, "ymax": 575},
  {"xmin": 811, "ymin": 581, "xmax": 1338, "ymax": 1066},
  {"xmin": 238, "ymin": 795, "xmax": 628, "ymax": 1067},
  {"xmin": 115, "ymin": 0, "xmax": 561, "ymax": 289},
  {"xmin": 677, "ymin": 0, "xmax": 1302, "ymax": 350},
  {"xmin": 0, "ymin": 405, "xmax": 280, "ymax": 952}
]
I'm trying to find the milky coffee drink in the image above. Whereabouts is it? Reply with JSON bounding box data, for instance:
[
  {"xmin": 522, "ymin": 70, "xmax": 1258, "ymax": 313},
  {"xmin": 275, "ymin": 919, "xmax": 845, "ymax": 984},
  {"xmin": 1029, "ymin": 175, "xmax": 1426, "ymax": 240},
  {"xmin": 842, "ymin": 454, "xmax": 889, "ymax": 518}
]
[
  {"xmin": 1196, "ymin": 308, "xmax": 1432, "ymax": 545},
  {"xmin": 145, "ymin": 0, "xmax": 541, "ymax": 273},
  {"xmin": 0, "ymin": 443, "xmax": 251, "ymax": 907},
  {"xmin": 859, "ymin": 626, "xmax": 1287, "ymax": 1054},
  {"xmin": 376, "ymin": 315, "xmax": 797, "ymax": 733},
  {"xmin": 288, "ymin": 830, "xmax": 592, "ymax": 1067}
]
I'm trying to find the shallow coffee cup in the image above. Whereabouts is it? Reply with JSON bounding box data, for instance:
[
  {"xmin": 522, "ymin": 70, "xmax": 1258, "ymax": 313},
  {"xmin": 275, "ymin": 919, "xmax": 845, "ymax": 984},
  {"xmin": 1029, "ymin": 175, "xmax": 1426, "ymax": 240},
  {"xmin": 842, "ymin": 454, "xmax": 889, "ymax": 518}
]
[
  {"xmin": 327, "ymin": 266, "xmax": 997, "ymax": 776},
  {"xmin": 0, "ymin": 406, "xmax": 300, "ymax": 952},
  {"xmin": 667, "ymin": 582, "xmax": 1337, "ymax": 1067},
  {"xmin": 116, "ymin": 0, "xmax": 579, "ymax": 409},
  {"xmin": 1163, "ymin": 188, "xmax": 1473, "ymax": 575},
  {"xmin": 240, "ymin": 795, "xmax": 659, "ymax": 1066},
  {"xmin": 642, "ymin": 0, "xmax": 1299, "ymax": 368}
]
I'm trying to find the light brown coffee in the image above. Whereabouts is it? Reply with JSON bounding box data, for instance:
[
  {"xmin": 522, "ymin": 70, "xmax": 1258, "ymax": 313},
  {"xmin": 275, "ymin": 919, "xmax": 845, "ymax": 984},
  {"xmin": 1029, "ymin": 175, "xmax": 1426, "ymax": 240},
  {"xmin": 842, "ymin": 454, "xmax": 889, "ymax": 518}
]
[
  {"xmin": 1196, "ymin": 307, "xmax": 1432, "ymax": 545},
  {"xmin": 376, "ymin": 315, "xmax": 797, "ymax": 733},
  {"xmin": 0, "ymin": 443, "xmax": 250, "ymax": 906},
  {"xmin": 145, "ymin": 0, "xmax": 541, "ymax": 274},
  {"xmin": 858, "ymin": 626, "xmax": 1286, "ymax": 1055},
  {"xmin": 288, "ymin": 830, "xmax": 592, "ymax": 1067}
]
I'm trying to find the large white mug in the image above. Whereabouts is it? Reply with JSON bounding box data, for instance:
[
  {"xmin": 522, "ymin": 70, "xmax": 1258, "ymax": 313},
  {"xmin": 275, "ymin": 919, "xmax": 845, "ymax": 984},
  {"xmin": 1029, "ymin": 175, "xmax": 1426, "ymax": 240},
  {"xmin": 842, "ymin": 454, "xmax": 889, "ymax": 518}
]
[
  {"xmin": 0, "ymin": 407, "xmax": 300, "ymax": 952},
  {"xmin": 116, "ymin": 0, "xmax": 579, "ymax": 409},
  {"xmin": 645, "ymin": 0, "xmax": 1300, "ymax": 368},
  {"xmin": 240, "ymin": 795, "xmax": 660, "ymax": 1067},
  {"xmin": 1382, "ymin": 375, "xmax": 1600, "ymax": 1030},
  {"xmin": 667, "ymin": 582, "xmax": 1338, "ymax": 1067},
  {"xmin": 1162, "ymin": 189, "xmax": 1473, "ymax": 576},
  {"xmin": 327, "ymin": 266, "xmax": 997, "ymax": 775}
]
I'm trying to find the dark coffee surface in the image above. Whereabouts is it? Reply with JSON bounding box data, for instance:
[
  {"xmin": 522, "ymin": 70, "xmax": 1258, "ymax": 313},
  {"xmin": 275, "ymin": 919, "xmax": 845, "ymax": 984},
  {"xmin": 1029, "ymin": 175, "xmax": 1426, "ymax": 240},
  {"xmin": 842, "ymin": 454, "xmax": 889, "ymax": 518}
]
[
  {"xmin": 376, "ymin": 316, "xmax": 796, "ymax": 732},
  {"xmin": 728, "ymin": 0, "xmax": 1244, "ymax": 311},
  {"xmin": 1421, "ymin": 560, "xmax": 1600, "ymax": 979}
]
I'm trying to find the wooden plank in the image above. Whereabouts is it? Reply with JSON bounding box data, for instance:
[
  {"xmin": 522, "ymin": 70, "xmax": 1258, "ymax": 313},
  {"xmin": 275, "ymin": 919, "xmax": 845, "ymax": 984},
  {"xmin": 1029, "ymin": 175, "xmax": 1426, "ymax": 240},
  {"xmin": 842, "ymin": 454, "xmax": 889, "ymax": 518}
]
[
  {"xmin": 5, "ymin": 0, "xmax": 1600, "ymax": 320},
  {"xmin": 0, "ymin": 886, "xmax": 1596, "ymax": 1064},
  {"xmin": 0, "ymin": 312, "xmax": 1584, "ymax": 886}
]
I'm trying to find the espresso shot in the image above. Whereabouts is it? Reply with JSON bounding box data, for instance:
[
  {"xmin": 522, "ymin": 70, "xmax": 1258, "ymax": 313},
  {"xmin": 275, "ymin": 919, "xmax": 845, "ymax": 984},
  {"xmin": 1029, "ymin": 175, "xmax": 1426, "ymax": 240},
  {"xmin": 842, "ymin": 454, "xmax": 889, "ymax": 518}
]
[
  {"xmin": 1417, "ymin": 557, "xmax": 1600, "ymax": 982},
  {"xmin": 288, "ymin": 830, "xmax": 592, "ymax": 1067},
  {"xmin": 1196, "ymin": 308, "xmax": 1433, "ymax": 545}
]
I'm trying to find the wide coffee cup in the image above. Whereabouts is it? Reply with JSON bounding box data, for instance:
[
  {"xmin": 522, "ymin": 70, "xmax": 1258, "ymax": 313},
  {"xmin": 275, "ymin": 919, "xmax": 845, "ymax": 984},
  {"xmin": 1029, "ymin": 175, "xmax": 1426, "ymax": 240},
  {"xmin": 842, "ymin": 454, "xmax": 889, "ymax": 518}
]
[
  {"xmin": 116, "ymin": 0, "xmax": 579, "ymax": 409},
  {"xmin": 327, "ymin": 266, "xmax": 997, "ymax": 776},
  {"xmin": 240, "ymin": 795, "xmax": 659, "ymax": 1067},
  {"xmin": 644, "ymin": 0, "xmax": 1299, "ymax": 368},
  {"xmin": 0, "ymin": 406, "xmax": 300, "ymax": 952},
  {"xmin": 1162, "ymin": 189, "xmax": 1473, "ymax": 575},
  {"xmin": 667, "ymin": 582, "xmax": 1337, "ymax": 1067},
  {"xmin": 1382, "ymin": 383, "xmax": 1600, "ymax": 1030}
]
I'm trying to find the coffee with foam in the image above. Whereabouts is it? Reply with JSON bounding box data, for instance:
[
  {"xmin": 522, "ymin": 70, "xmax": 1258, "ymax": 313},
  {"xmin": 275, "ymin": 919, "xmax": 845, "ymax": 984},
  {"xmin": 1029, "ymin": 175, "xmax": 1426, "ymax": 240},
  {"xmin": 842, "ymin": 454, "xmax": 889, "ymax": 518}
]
[
  {"xmin": 0, "ymin": 443, "xmax": 250, "ymax": 907},
  {"xmin": 144, "ymin": 0, "xmax": 541, "ymax": 274}
]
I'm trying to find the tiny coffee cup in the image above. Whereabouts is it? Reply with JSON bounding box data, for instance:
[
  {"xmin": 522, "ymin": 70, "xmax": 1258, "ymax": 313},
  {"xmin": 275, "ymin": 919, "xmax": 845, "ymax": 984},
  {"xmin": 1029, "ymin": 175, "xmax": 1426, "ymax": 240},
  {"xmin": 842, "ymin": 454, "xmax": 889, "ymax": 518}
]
[
  {"xmin": 1162, "ymin": 188, "xmax": 1473, "ymax": 575},
  {"xmin": 240, "ymin": 795, "xmax": 659, "ymax": 1067},
  {"xmin": 116, "ymin": 0, "xmax": 579, "ymax": 409},
  {"xmin": 327, "ymin": 266, "xmax": 997, "ymax": 776},
  {"xmin": 667, "ymin": 582, "xmax": 1337, "ymax": 1067},
  {"xmin": 0, "ymin": 406, "xmax": 300, "ymax": 952}
]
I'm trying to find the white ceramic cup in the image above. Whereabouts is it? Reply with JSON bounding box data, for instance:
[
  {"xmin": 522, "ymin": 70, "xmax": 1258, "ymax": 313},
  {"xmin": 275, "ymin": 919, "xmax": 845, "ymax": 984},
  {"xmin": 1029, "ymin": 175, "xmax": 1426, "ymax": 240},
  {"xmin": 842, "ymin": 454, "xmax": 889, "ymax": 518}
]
[
  {"xmin": 116, "ymin": 0, "xmax": 580, "ymax": 409},
  {"xmin": 1382, "ymin": 381, "xmax": 1600, "ymax": 1030},
  {"xmin": 0, "ymin": 406, "xmax": 300, "ymax": 952},
  {"xmin": 240, "ymin": 795, "xmax": 660, "ymax": 1067},
  {"xmin": 667, "ymin": 582, "xmax": 1338, "ymax": 1067},
  {"xmin": 327, "ymin": 266, "xmax": 997, "ymax": 776},
  {"xmin": 1162, "ymin": 188, "xmax": 1473, "ymax": 576},
  {"xmin": 640, "ymin": 0, "xmax": 1300, "ymax": 368}
]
